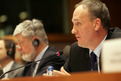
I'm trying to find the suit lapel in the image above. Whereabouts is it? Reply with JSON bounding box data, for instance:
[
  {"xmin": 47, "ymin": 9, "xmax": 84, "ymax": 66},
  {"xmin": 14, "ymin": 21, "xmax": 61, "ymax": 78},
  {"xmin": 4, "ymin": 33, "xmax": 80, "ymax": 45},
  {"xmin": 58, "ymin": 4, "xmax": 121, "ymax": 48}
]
[
  {"xmin": 36, "ymin": 47, "xmax": 50, "ymax": 74},
  {"xmin": 36, "ymin": 46, "xmax": 56, "ymax": 75}
]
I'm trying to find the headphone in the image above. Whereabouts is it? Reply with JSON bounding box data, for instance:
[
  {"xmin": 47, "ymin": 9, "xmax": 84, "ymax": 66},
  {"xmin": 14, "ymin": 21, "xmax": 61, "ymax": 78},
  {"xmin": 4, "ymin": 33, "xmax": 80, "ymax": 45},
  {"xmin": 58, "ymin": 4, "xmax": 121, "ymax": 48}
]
[
  {"xmin": 6, "ymin": 40, "xmax": 16, "ymax": 60},
  {"xmin": 32, "ymin": 20, "xmax": 40, "ymax": 48},
  {"xmin": 32, "ymin": 38, "xmax": 40, "ymax": 48},
  {"xmin": 24, "ymin": 19, "xmax": 40, "ymax": 48}
]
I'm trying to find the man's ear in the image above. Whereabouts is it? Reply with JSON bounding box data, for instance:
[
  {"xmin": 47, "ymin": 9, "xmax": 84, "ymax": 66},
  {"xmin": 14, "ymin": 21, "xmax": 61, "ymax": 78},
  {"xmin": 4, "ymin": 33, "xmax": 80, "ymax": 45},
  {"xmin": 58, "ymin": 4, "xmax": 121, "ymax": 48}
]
[{"xmin": 94, "ymin": 18, "xmax": 101, "ymax": 31}]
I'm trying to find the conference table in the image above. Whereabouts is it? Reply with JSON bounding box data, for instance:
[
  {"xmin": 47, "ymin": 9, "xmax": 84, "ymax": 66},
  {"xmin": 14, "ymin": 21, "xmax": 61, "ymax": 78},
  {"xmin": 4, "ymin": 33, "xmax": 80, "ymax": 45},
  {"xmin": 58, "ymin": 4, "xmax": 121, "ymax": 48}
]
[{"xmin": 1, "ymin": 71, "xmax": 121, "ymax": 81}]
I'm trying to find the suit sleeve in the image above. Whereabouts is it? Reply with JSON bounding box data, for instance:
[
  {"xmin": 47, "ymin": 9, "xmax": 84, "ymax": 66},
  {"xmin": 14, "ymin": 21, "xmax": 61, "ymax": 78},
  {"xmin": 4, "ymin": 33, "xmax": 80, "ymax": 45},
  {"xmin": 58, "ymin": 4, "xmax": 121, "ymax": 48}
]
[
  {"xmin": 36, "ymin": 55, "xmax": 66, "ymax": 75},
  {"xmin": 63, "ymin": 43, "xmax": 74, "ymax": 73}
]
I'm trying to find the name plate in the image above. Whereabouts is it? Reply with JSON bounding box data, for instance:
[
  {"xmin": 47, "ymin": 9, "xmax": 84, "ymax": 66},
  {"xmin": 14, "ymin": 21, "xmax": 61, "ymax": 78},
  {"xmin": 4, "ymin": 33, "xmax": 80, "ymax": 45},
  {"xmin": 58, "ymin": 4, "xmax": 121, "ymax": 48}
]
[{"xmin": 102, "ymin": 38, "xmax": 121, "ymax": 73}]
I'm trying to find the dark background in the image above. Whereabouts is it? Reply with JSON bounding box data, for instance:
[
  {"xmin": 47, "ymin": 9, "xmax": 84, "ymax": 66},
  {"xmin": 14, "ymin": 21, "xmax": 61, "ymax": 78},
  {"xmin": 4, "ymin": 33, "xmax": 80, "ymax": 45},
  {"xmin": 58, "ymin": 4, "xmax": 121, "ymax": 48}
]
[
  {"xmin": 0, "ymin": 0, "xmax": 121, "ymax": 35},
  {"xmin": 69, "ymin": 0, "xmax": 121, "ymax": 29},
  {"xmin": 0, "ymin": 0, "xmax": 65, "ymax": 34},
  {"xmin": 0, "ymin": 0, "xmax": 121, "ymax": 52}
]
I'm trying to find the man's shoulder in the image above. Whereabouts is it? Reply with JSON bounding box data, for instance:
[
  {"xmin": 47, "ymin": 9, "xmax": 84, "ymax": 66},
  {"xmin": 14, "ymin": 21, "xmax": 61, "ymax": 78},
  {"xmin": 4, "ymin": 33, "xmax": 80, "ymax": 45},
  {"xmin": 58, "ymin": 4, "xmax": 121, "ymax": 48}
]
[
  {"xmin": 70, "ymin": 41, "xmax": 89, "ymax": 55},
  {"xmin": 43, "ymin": 46, "xmax": 57, "ymax": 57},
  {"xmin": 107, "ymin": 27, "xmax": 121, "ymax": 40},
  {"xmin": 110, "ymin": 27, "xmax": 121, "ymax": 39},
  {"xmin": 42, "ymin": 46, "xmax": 66, "ymax": 61},
  {"xmin": 111, "ymin": 32, "xmax": 121, "ymax": 38},
  {"xmin": 8, "ymin": 62, "xmax": 24, "ymax": 78},
  {"xmin": 71, "ymin": 41, "xmax": 88, "ymax": 50},
  {"xmin": 12, "ymin": 62, "xmax": 24, "ymax": 71},
  {"xmin": 71, "ymin": 41, "xmax": 79, "ymax": 48}
]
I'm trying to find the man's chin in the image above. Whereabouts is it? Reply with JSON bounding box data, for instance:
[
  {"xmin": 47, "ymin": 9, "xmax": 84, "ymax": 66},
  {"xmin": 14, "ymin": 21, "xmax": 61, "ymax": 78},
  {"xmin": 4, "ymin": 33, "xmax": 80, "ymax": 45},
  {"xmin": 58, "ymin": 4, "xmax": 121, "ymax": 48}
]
[
  {"xmin": 78, "ymin": 42, "xmax": 82, "ymax": 47},
  {"xmin": 78, "ymin": 42, "xmax": 85, "ymax": 48},
  {"xmin": 22, "ymin": 54, "xmax": 34, "ymax": 62}
]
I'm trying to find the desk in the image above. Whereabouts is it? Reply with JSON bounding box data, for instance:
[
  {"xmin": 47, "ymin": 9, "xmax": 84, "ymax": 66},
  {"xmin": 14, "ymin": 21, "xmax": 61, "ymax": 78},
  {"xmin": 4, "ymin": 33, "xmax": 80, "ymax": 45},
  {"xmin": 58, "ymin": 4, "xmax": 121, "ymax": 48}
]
[{"xmin": 2, "ymin": 72, "xmax": 121, "ymax": 81}]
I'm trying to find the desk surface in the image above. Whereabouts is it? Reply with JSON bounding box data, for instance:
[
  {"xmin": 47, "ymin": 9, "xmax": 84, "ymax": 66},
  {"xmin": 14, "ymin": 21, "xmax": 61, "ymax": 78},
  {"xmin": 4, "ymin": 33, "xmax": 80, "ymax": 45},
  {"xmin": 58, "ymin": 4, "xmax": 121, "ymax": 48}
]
[{"xmin": 1, "ymin": 72, "xmax": 121, "ymax": 81}]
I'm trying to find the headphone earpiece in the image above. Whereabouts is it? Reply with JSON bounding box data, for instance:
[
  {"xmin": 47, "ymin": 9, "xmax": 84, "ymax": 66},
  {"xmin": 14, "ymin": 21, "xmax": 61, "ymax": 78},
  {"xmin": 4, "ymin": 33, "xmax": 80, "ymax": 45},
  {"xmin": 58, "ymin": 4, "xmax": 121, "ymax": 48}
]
[
  {"xmin": 6, "ymin": 41, "xmax": 15, "ymax": 60},
  {"xmin": 32, "ymin": 38, "xmax": 39, "ymax": 47},
  {"xmin": 7, "ymin": 50, "xmax": 12, "ymax": 56}
]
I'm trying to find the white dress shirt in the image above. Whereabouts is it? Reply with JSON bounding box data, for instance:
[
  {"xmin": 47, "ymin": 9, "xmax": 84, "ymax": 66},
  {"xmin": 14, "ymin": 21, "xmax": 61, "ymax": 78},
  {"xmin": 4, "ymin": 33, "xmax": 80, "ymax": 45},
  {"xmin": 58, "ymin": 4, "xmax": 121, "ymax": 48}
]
[
  {"xmin": 32, "ymin": 45, "xmax": 49, "ymax": 76},
  {"xmin": 89, "ymin": 35, "xmax": 107, "ymax": 72},
  {"xmin": 3, "ymin": 61, "xmax": 14, "ymax": 78}
]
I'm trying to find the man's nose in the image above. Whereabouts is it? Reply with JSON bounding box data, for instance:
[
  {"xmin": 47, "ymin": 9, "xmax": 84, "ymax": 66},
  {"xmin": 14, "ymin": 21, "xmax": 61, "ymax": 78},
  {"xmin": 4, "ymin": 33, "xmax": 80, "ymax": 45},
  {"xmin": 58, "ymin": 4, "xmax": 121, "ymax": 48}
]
[{"xmin": 71, "ymin": 26, "xmax": 77, "ymax": 34}]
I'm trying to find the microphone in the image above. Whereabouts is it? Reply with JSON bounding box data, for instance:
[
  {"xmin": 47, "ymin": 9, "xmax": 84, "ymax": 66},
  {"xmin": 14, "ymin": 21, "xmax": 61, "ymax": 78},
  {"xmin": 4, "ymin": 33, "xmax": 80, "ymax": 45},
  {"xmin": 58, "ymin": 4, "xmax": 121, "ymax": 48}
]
[{"xmin": 0, "ymin": 50, "xmax": 63, "ymax": 79}]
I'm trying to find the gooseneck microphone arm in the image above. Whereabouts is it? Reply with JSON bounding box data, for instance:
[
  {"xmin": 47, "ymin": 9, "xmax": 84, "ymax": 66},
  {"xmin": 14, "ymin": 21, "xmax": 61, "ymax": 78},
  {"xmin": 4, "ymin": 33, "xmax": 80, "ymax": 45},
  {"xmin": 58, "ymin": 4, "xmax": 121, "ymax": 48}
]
[{"xmin": 0, "ymin": 51, "xmax": 63, "ymax": 79}]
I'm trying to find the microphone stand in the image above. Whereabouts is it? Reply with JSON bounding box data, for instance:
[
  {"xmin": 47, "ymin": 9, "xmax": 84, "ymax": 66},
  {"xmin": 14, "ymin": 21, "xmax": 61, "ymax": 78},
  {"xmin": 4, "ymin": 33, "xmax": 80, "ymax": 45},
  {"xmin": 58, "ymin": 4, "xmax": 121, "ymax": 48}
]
[
  {"xmin": 0, "ymin": 51, "xmax": 63, "ymax": 79},
  {"xmin": 0, "ymin": 61, "xmax": 36, "ymax": 79}
]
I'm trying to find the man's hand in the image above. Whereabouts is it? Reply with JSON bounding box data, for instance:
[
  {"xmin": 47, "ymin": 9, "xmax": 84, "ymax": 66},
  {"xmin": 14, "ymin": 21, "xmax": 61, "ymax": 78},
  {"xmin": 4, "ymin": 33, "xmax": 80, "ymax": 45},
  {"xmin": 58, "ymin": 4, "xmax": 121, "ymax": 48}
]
[
  {"xmin": 43, "ymin": 67, "xmax": 70, "ymax": 76},
  {"xmin": 53, "ymin": 67, "xmax": 70, "ymax": 76}
]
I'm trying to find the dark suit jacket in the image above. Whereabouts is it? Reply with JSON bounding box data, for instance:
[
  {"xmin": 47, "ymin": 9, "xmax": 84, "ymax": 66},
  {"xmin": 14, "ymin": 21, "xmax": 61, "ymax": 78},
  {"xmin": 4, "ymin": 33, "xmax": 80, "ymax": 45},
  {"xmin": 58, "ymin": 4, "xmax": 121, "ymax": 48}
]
[
  {"xmin": 23, "ymin": 46, "xmax": 66, "ymax": 77},
  {"xmin": 7, "ymin": 62, "xmax": 24, "ymax": 78},
  {"xmin": 64, "ymin": 28, "xmax": 121, "ymax": 73}
]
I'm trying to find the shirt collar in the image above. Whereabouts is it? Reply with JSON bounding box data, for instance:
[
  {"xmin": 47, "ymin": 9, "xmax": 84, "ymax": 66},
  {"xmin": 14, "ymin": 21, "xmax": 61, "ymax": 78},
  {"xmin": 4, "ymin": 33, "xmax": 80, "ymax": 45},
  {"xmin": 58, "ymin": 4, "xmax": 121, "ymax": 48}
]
[
  {"xmin": 34, "ymin": 45, "xmax": 49, "ymax": 62},
  {"xmin": 3, "ymin": 61, "xmax": 14, "ymax": 73},
  {"xmin": 90, "ymin": 35, "xmax": 107, "ymax": 57}
]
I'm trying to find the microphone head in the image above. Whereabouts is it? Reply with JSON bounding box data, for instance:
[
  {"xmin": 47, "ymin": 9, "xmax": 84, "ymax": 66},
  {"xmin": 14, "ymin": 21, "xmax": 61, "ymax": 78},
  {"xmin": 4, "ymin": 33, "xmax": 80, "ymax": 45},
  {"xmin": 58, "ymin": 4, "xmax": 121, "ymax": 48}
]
[{"xmin": 56, "ymin": 50, "xmax": 63, "ymax": 56}]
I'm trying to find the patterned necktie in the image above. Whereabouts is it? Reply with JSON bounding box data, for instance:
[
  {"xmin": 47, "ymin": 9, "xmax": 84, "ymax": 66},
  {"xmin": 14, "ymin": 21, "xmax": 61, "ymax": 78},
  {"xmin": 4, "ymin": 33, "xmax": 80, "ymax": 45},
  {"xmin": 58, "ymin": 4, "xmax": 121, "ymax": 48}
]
[{"xmin": 91, "ymin": 52, "xmax": 98, "ymax": 71}]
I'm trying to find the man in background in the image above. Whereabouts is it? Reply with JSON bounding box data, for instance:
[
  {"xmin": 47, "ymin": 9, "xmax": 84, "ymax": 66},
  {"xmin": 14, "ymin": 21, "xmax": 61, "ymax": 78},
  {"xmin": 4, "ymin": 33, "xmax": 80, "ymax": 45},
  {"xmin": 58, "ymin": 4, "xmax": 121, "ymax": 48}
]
[
  {"xmin": 0, "ymin": 38, "xmax": 24, "ymax": 78},
  {"xmin": 13, "ymin": 19, "xmax": 66, "ymax": 77}
]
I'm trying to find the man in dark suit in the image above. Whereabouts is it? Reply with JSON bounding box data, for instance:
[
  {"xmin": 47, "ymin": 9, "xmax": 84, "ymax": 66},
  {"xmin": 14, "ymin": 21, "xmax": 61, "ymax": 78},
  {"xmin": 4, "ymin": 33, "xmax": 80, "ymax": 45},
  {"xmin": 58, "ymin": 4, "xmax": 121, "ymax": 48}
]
[
  {"xmin": 13, "ymin": 19, "xmax": 66, "ymax": 77},
  {"xmin": 52, "ymin": 0, "xmax": 121, "ymax": 76},
  {"xmin": 0, "ymin": 38, "xmax": 24, "ymax": 78},
  {"xmin": 63, "ymin": 28, "xmax": 121, "ymax": 73}
]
